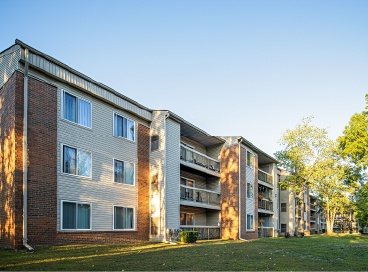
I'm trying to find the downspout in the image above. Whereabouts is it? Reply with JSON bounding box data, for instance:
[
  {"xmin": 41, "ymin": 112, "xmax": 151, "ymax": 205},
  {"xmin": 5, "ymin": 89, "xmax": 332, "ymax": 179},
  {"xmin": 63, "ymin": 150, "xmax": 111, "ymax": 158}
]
[
  {"xmin": 163, "ymin": 112, "xmax": 169, "ymax": 243},
  {"xmin": 238, "ymin": 138, "xmax": 248, "ymax": 241},
  {"xmin": 23, "ymin": 48, "xmax": 34, "ymax": 252}
]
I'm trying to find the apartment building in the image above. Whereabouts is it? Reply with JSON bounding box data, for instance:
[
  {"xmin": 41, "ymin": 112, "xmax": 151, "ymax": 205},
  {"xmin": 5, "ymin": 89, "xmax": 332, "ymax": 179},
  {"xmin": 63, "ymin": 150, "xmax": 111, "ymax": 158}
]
[
  {"xmin": 278, "ymin": 169, "xmax": 311, "ymax": 236},
  {"xmin": 0, "ymin": 40, "xmax": 152, "ymax": 249},
  {"xmin": 0, "ymin": 40, "xmax": 282, "ymax": 249}
]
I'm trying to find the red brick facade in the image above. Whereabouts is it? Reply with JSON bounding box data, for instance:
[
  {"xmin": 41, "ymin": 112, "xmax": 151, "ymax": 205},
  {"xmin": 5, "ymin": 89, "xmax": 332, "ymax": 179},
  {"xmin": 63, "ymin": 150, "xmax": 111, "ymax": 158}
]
[
  {"xmin": 0, "ymin": 72, "xmax": 151, "ymax": 249},
  {"xmin": 220, "ymin": 144, "xmax": 259, "ymax": 240}
]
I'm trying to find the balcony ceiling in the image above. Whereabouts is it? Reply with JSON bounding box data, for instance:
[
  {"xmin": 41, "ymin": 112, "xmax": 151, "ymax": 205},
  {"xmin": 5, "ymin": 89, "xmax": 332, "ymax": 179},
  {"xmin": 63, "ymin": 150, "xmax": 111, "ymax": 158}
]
[{"xmin": 181, "ymin": 123, "xmax": 225, "ymax": 146}]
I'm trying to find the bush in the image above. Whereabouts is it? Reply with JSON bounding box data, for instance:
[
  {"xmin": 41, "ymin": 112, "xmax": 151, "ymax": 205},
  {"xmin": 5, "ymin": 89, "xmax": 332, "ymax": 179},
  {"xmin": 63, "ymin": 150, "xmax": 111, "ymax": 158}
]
[
  {"xmin": 180, "ymin": 231, "xmax": 199, "ymax": 243},
  {"xmin": 322, "ymin": 229, "xmax": 326, "ymax": 233},
  {"xmin": 299, "ymin": 232, "xmax": 305, "ymax": 238},
  {"xmin": 285, "ymin": 232, "xmax": 290, "ymax": 238}
]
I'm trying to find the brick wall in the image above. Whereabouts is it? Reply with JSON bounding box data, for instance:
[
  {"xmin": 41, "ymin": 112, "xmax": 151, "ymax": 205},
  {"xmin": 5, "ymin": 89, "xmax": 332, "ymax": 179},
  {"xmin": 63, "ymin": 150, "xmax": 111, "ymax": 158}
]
[
  {"xmin": 220, "ymin": 144, "xmax": 239, "ymax": 240},
  {"xmin": 239, "ymin": 147, "xmax": 247, "ymax": 238},
  {"xmin": 0, "ymin": 72, "xmax": 17, "ymax": 248}
]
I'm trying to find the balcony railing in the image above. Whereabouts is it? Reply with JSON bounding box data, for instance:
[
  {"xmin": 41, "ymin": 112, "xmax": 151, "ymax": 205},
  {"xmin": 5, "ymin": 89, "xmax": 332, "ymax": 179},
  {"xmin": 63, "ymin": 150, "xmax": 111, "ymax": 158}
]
[
  {"xmin": 258, "ymin": 169, "xmax": 273, "ymax": 185},
  {"xmin": 180, "ymin": 144, "xmax": 220, "ymax": 173},
  {"xmin": 297, "ymin": 209, "xmax": 302, "ymax": 218},
  {"xmin": 180, "ymin": 226, "xmax": 221, "ymax": 240},
  {"xmin": 258, "ymin": 227, "xmax": 274, "ymax": 238},
  {"xmin": 310, "ymin": 216, "xmax": 316, "ymax": 222},
  {"xmin": 180, "ymin": 186, "xmax": 221, "ymax": 206},
  {"xmin": 310, "ymin": 204, "xmax": 316, "ymax": 210},
  {"xmin": 258, "ymin": 199, "xmax": 273, "ymax": 212}
]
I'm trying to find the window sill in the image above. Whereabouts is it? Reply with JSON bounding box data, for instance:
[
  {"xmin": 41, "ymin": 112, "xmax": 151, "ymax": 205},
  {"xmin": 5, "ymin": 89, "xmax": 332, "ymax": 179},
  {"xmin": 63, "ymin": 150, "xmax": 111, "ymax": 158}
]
[
  {"xmin": 113, "ymin": 135, "xmax": 136, "ymax": 144},
  {"xmin": 113, "ymin": 182, "xmax": 136, "ymax": 188},
  {"xmin": 61, "ymin": 118, "xmax": 92, "ymax": 131},
  {"xmin": 60, "ymin": 172, "xmax": 92, "ymax": 180}
]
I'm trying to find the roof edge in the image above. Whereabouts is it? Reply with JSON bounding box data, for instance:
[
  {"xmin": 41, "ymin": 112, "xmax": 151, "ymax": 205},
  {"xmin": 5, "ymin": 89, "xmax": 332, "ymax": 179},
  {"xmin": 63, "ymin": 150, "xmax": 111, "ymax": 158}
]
[
  {"xmin": 15, "ymin": 39, "xmax": 152, "ymax": 113},
  {"xmin": 238, "ymin": 136, "xmax": 279, "ymax": 163}
]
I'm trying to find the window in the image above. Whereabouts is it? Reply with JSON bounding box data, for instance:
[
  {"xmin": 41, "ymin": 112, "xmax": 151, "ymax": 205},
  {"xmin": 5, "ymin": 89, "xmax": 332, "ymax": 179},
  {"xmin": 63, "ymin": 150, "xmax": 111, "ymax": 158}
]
[
  {"xmin": 63, "ymin": 91, "xmax": 91, "ymax": 128},
  {"xmin": 114, "ymin": 113, "xmax": 135, "ymax": 141},
  {"xmin": 304, "ymin": 203, "xmax": 306, "ymax": 212},
  {"xmin": 247, "ymin": 151, "xmax": 254, "ymax": 168},
  {"xmin": 304, "ymin": 220, "xmax": 307, "ymax": 230},
  {"xmin": 281, "ymin": 203, "xmax": 287, "ymax": 212},
  {"xmin": 62, "ymin": 145, "xmax": 91, "ymax": 177},
  {"xmin": 247, "ymin": 183, "xmax": 253, "ymax": 198},
  {"xmin": 281, "ymin": 224, "xmax": 287, "ymax": 232},
  {"xmin": 151, "ymin": 217, "xmax": 159, "ymax": 236},
  {"xmin": 114, "ymin": 206, "xmax": 134, "ymax": 230},
  {"xmin": 247, "ymin": 214, "xmax": 254, "ymax": 230},
  {"xmin": 151, "ymin": 135, "xmax": 159, "ymax": 151},
  {"xmin": 180, "ymin": 213, "xmax": 194, "ymax": 225},
  {"xmin": 61, "ymin": 201, "xmax": 91, "ymax": 230},
  {"xmin": 114, "ymin": 159, "xmax": 135, "ymax": 185}
]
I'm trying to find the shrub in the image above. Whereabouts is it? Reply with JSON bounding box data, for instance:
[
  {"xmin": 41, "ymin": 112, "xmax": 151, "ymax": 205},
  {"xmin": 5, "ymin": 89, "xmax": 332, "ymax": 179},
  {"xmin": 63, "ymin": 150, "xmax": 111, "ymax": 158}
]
[
  {"xmin": 285, "ymin": 232, "xmax": 290, "ymax": 238},
  {"xmin": 180, "ymin": 231, "xmax": 199, "ymax": 243},
  {"xmin": 299, "ymin": 232, "xmax": 305, "ymax": 238},
  {"xmin": 322, "ymin": 229, "xmax": 326, "ymax": 233}
]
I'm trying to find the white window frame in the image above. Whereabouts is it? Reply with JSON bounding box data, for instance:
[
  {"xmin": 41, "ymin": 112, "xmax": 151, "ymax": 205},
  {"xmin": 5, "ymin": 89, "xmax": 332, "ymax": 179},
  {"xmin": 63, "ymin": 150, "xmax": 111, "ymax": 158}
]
[
  {"xmin": 112, "ymin": 111, "xmax": 136, "ymax": 143},
  {"xmin": 112, "ymin": 205, "xmax": 136, "ymax": 231},
  {"xmin": 60, "ymin": 143, "xmax": 92, "ymax": 179},
  {"xmin": 180, "ymin": 212, "xmax": 195, "ymax": 226},
  {"xmin": 246, "ymin": 150, "xmax": 255, "ymax": 169},
  {"xmin": 61, "ymin": 89, "xmax": 92, "ymax": 129},
  {"xmin": 246, "ymin": 214, "xmax": 254, "ymax": 231},
  {"xmin": 60, "ymin": 200, "xmax": 92, "ymax": 231},
  {"xmin": 112, "ymin": 158, "xmax": 136, "ymax": 186},
  {"xmin": 246, "ymin": 182, "xmax": 254, "ymax": 199}
]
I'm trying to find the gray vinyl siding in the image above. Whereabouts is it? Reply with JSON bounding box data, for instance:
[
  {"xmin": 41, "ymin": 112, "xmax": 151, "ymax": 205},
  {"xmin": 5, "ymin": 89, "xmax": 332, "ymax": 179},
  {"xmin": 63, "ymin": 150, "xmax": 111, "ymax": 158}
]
[
  {"xmin": 149, "ymin": 111, "xmax": 167, "ymax": 241},
  {"xmin": 55, "ymin": 82, "xmax": 148, "ymax": 231},
  {"xmin": 165, "ymin": 118, "xmax": 181, "ymax": 230},
  {"xmin": 19, "ymin": 47, "xmax": 152, "ymax": 121},
  {"xmin": 0, "ymin": 45, "xmax": 21, "ymax": 89},
  {"xmin": 206, "ymin": 210, "xmax": 221, "ymax": 226}
]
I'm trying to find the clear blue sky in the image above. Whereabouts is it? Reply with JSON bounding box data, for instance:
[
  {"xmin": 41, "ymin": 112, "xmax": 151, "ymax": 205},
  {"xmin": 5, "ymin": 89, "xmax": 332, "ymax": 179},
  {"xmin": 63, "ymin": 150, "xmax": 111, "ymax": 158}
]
[{"xmin": 2, "ymin": 0, "xmax": 367, "ymax": 157}]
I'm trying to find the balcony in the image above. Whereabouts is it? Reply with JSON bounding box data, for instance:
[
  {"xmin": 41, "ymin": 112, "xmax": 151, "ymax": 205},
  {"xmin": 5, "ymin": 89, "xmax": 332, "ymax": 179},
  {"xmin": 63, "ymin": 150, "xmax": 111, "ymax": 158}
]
[
  {"xmin": 258, "ymin": 169, "xmax": 273, "ymax": 186},
  {"xmin": 180, "ymin": 186, "xmax": 221, "ymax": 210},
  {"xmin": 258, "ymin": 227, "xmax": 274, "ymax": 238},
  {"xmin": 310, "ymin": 216, "xmax": 316, "ymax": 222},
  {"xmin": 310, "ymin": 204, "xmax": 316, "ymax": 211},
  {"xmin": 297, "ymin": 209, "xmax": 302, "ymax": 218},
  {"xmin": 258, "ymin": 199, "xmax": 273, "ymax": 213},
  {"xmin": 180, "ymin": 144, "xmax": 221, "ymax": 177},
  {"xmin": 180, "ymin": 226, "xmax": 221, "ymax": 240}
]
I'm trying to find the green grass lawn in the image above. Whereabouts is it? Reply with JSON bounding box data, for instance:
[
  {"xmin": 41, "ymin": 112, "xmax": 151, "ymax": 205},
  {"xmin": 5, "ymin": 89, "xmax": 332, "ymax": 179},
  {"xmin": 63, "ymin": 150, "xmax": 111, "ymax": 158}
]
[{"xmin": 1, "ymin": 234, "xmax": 367, "ymax": 271}]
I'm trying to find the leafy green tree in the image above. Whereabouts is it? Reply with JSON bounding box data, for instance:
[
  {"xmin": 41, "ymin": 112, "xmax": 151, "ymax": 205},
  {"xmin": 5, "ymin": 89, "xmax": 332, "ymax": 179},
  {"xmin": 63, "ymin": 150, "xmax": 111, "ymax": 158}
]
[
  {"xmin": 276, "ymin": 117, "xmax": 355, "ymax": 235},
  {"xmin": 353, "ymin": 183, "xmax": 368, "ymax": 230}
]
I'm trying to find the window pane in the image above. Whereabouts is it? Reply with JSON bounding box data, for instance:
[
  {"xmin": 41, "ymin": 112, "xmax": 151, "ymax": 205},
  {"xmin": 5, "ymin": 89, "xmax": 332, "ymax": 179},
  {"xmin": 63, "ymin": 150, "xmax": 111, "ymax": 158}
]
[
  {"xmin": 180, "ymin": 213, "xmax": 186, "ymax": 225},
  {"xmin": 62, "ymin": 202, "xmax": 76, "ymax": 229},
  {"xmin": 187, "ymin": 214, "xmax": 194, "ymax": 225},
  {"xmin": 64, "ymin": 92, "xmax": 76, "ymax": 123},
  {"xmin": 187, "ymin": 180, "xmax": 193, "ymax": 187},
  {"xmin": 124, "ymin": 208, "xmax": 134, "ymax": 229},
  {"xmin": 247, "ymin": 152, "xmax": 250, "ymax": 167},
  {"xmin": 77, "ymin": 150, "xmax": 91, "ymax": 177},
  {"xmin": 78, "ymin": 99, "xmax": 91, "ymax": 127},
  {"xmin": 63, "ymin": 146, "xmax": 76, "ymax": 175},
  {"xmin": 114, "ymin": 206, "xmax": 124, "ymax": 229},
  {"xmin": 250, "ymin": 154, "xmax": 254, "ymax": 168},
  {"xmin": 151, "ymin": 217, "xmax": 158, "ymax": 236},
  {"xmin": 124, "ymin": 162, "xmax": 134, "ymax": 185},
  {"xmin": 180, "ymin": 178, "xmax": 186, "ymax": 185},
  {"xmin": 114, "ymin": 160, "xmax": 124, "ymax": 183},
  {"xmin": 250, "ymin": 184, "xmax": 253, "ymax": 198},
  {"xmin": 77, "ymin": 204, "xmax": 90, "ymax": 229},
  {"xmin": 123, "ymin": 117, "xmax": 127, "ymax": 138},
  {"xmin": 127, "ymin": 120, "xmax": 134, "ymax": 141},
  {"xmin": 247, "ymin": 183, "xmax": 250, "ymax": 198},
  {"xmin": 114, "ymin": 114, "xmax": 123, "ymax": 137}
]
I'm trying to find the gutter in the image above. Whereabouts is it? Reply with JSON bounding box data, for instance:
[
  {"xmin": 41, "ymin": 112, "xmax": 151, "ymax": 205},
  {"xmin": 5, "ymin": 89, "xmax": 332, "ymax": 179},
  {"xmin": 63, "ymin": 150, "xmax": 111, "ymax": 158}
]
[
  {"xmin": 238, "ymin": 138, "xmax": 248, "ymax": 242},
  {"xmin": 22, "ymin": 48, "xmax": 34, "ymax": 252}
]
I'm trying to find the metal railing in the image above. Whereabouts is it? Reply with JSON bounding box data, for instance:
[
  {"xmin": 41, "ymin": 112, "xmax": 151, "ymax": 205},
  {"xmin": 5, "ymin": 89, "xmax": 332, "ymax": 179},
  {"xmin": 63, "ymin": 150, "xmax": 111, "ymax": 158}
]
[
  {"xmin": 310, "ymin": 216, "xmax": 316, "ymax": 222},
  {"xmin": 180, "ymin": 144, "xmax": 220, "ymax": 173},
  {"xmin": 310, "ymin": 204, "xmax": 316, "ymax": 210},
  {"xmin": 297, "ymin": 209, "xmax": 302, "ymax": 218},
  {"xmin": 180, "ymin": 186, "xmax": 221, "ymax": 206},
  {"xmin": 258, "ymin": 199, "xmax": 273, "ymax": 211},
  {"xmin": 258, "ymin": 227, "xmax": 274, "ymax": 238},
  {"xmin": 180, "ymin": 226, "xmax": 220, "ymax": 240},
  {"xmin": 258, "ymin": 169, "xmax": 273, "ymax": 185}
]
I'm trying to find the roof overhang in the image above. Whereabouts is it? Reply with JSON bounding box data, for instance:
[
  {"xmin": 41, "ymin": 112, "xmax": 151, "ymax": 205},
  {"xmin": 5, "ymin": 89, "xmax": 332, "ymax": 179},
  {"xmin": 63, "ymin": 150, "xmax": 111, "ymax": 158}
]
[{"xmin": 238, "ymin": 136, "xmax": 279, "ymax": 165}]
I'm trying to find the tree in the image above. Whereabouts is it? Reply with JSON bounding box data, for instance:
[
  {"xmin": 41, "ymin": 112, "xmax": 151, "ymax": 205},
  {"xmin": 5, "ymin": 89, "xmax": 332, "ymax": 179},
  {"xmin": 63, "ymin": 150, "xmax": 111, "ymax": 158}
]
[
  {"xmin": 275, "ymin": 116, "xmax": 331, "ymax": 234},
  {"xmin": 354, "ymin": 183, "xmax": 368, "ymax": 230},
  {"xmin": 276, "ymin": 117, "xmax": 355, "ymax": 235}
]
